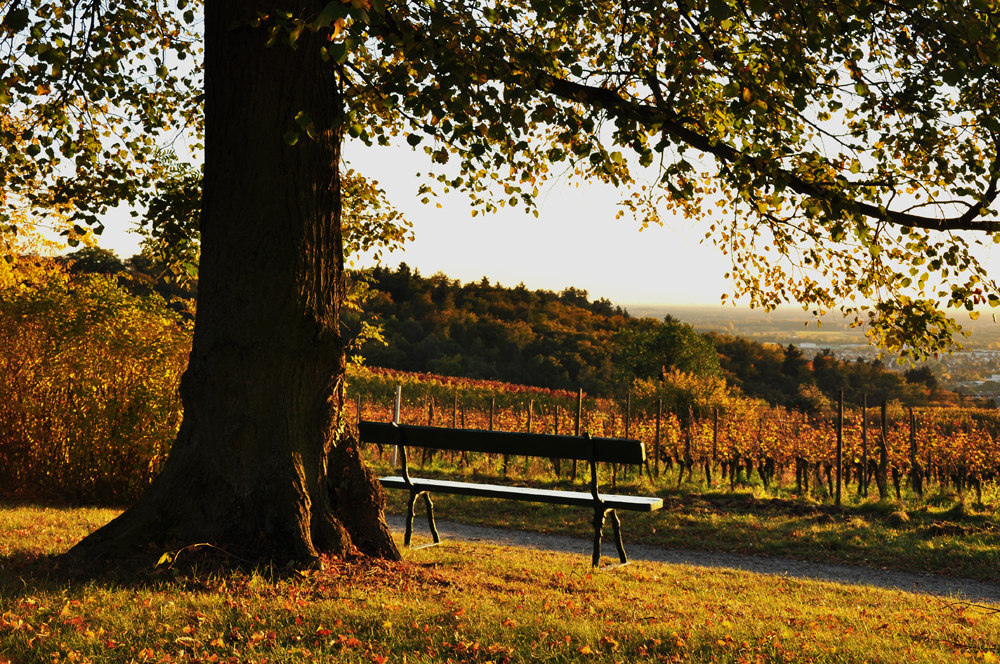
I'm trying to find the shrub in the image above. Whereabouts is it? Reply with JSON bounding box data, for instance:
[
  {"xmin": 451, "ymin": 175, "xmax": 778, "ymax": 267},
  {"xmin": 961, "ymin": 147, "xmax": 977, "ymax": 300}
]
[{"xmin": 0, "ymin": 268, "xmax": 190, "ymax": 504}]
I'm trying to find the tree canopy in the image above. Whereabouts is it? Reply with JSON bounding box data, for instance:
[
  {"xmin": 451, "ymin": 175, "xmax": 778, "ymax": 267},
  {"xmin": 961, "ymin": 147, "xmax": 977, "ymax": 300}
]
[
  {"xmin": 0, "ymin": 0, "xmax": 201, "ymax": 233},
  {"xmin": 613, "ymin": 315, "xmax": 721, "ymax": 381}
]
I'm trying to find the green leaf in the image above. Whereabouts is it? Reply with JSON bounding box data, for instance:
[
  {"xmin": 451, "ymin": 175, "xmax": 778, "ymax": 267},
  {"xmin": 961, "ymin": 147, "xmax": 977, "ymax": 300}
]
[
  {"xmin": 406, "ymin": 133, "xmax": 423, "ymax": 147},
  {"xmin": 327, "ymin": 41, "xmax": 348, "ymax": 64},
  {"xmin": 294, "ymin": 111, "xmax": 318, "ymax": 139},
  {"xmin": 283, "ymin": 130, "xmax": 300, "ymax": 146},
  {"xmin": 2, "ymin": 7, "xmax": 30, "ymax": 33},
  {"xmin": 708, "ymin": 0, "xmax": 733, "ymax": 20},
  {"xmin": 314, "ymin": 2, "xmax": 347, "ymax": 28}
]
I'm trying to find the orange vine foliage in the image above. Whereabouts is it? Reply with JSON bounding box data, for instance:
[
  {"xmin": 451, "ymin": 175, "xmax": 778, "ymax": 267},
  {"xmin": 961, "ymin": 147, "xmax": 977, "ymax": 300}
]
[{"xmin": 346, "ymin": 368, "xmax": 999, "ymax": 488}]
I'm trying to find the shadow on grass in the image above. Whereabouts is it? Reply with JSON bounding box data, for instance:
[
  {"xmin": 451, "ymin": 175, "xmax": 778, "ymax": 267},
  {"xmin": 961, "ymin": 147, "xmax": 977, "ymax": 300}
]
[{"xmin": 0, "ymin": 542, "xmax": 308, "ymax": 601}]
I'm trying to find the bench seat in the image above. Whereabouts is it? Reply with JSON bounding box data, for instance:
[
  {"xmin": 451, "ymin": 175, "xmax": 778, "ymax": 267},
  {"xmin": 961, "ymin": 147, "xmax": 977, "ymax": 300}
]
[{"xmin": 379, "ymin": 476, "xmax": 663, "ymax": 511}]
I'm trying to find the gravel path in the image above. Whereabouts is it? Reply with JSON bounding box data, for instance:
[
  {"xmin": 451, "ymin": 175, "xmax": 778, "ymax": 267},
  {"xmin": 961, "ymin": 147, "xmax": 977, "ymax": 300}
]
[{"xmin": 386, "ymin": 515, "xmax": 1000, "ymax": 605}]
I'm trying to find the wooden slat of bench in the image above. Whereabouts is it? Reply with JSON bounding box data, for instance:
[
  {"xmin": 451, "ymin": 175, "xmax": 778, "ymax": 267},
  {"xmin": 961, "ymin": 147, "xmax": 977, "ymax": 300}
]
[
  {"xmin": 379, "ymin": 476, "xmax": 664, "ymax": 512},
  {"xmin": 360, "ymin": 421, "xmax": 645, "ymax": 465}
]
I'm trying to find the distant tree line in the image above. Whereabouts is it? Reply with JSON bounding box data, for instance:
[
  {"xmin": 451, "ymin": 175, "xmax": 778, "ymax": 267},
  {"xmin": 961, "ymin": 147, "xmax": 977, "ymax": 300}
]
[
  {"xmin": 350, "ymin": 264, "xmax": 946, "ymax": 409},
  {"xmin": 58, "ymin": 246, "xmax": 197, "ymax": 317},
  {"xmin": 709, "ymin": 335, "xmax": 942, "ymax": 412}
]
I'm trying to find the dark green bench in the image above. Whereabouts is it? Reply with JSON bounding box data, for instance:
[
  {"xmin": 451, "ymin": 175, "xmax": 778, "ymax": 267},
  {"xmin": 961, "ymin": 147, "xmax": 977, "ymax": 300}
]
[{"xmin": 358, "ymin": 420, "xmax": 663, "ymax": 567}]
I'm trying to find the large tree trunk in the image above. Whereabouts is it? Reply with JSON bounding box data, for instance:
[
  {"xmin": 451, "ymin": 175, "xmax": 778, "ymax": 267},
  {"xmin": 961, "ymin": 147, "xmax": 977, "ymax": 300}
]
[{"xmin": 70, "ymin": 0, "xmax": 399, "ymax": 564}]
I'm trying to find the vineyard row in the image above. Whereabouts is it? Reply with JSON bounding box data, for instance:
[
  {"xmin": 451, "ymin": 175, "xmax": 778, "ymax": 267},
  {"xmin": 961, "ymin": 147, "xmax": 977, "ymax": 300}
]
[{"xmin": 344, "ymin": 369, "xmax": 999, "ymax": 503}]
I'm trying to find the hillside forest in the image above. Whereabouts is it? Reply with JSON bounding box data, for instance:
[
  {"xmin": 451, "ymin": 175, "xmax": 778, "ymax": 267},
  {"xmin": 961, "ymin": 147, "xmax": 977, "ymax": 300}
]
[{"xmin": 351, "ymin": 263, "xmax": 944, "ymax": 410}]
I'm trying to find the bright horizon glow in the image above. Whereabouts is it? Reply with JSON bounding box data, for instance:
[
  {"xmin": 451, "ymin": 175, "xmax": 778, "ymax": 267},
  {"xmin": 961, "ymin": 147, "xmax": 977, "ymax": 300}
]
[{"xmin": 344, "ymin": 141, "xmax": 737, "ymax": 308}]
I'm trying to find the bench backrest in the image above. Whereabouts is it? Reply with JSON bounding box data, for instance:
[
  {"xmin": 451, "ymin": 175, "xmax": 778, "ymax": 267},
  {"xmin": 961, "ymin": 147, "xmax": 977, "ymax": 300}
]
[{"xmin": 358, "ymin": 421, "xmax": 646, "ymax": 465}]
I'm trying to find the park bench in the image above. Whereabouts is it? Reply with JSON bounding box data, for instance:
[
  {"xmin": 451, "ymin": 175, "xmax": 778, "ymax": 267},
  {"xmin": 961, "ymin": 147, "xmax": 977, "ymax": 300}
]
[{"xmin": 358, "ymin": 420, "xmax": 663, "ymax": 567}]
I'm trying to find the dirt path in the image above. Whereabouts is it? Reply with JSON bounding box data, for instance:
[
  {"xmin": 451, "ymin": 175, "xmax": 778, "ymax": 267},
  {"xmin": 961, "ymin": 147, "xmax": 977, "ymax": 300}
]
[{"xmin": 386, "ymin": 515, "xmax": 1000, "ymax": 605}]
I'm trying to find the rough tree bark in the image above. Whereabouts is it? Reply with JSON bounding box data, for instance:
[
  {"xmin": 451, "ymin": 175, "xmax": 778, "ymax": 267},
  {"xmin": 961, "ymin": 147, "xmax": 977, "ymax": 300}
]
[{"xmin": 70, "ymin": 0, "xmax": 399, "ymax": 564}]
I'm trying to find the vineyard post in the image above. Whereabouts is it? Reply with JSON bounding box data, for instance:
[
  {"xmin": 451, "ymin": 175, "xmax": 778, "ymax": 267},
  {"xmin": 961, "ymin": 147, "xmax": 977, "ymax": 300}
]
[
  {"xmin": 836, "ymin": 389, "xmax": 843, "ymax": 506},
  {"xmin": 909, "ymin": 407, "xmax": 923, "ymax": 498},
  {"xmin": 610, "ymin": 411, "xmax": 618, "ymax": 488},
  {"xmin": 681, "ymin": 406, "xmax": 694, "ymax": 487},
  {"xmin": 573, "ymin": 388, "xmax": 582, "ymax": 481},
  {"xmin": 860, "ymin": 395, "xmax": 868, "ymax": 498},
  {"xmin": 877, "ymin": 400, "xmax": 889, "ymax": 500},
  {"xmin": 552, "ymin": 405, "xmax": 562, "ymax": 477},
  {"xmin": 450, "ymin": 391, "xmax": 458, "ymax": 464},
  {"xmin": 625, "ymin": 392, "xmax": 631, "ymax": 438},
  {"xmin": 654, "ymin": 399, "xmax": 662, "ymax": 479},
  {"xmin": 422, "ymin": 396, "xmax": 435, "ymax": 467},
  {"xmin": 498, "ymin": 395, "xmax": 509, "ymax": 476},
  {"xmin": 392, "ymin": 385, "xmax": 402, "ymax": 467},
  {"xmin": 711, "ymin": 407, "xmax": 719, "ymax": 487},
  {"xmin": 524, "ymin": 399, "xmax": 534, "ymax": 475},
  {"xmin": 622, "ymin": 391, "xmax": 631, "ymax": 480},
  {"xmin": 460, "ymin": 402, "xmax": 469, "ymax": 466}
]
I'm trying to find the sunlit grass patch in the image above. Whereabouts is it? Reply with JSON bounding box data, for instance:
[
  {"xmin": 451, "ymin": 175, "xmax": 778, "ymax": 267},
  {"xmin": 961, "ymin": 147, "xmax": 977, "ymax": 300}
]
[{"xmin": 0, "ymin": 503, "xmax": 119, "ymax": 558}]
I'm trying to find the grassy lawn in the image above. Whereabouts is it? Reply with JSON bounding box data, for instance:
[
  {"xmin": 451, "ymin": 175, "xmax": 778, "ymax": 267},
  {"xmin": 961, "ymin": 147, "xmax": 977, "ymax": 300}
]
[
  {"xmin": 371, "ymin": 456, "xmax": 1000, "ymax": 583},
  {"xmin": 1, "ymin": 503, "xmax": 999, "ymax": 663}
]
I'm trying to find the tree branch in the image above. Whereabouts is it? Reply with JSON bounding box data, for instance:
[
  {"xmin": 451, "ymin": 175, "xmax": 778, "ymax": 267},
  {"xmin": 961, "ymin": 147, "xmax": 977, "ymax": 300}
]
[{"xmin": 535, "ymin": 74, "xmax": 1000, "ymax": 233}]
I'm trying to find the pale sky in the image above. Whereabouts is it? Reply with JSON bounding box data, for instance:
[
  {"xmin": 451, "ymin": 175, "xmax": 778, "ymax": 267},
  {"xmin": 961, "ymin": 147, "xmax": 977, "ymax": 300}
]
[
  {"xmin": 97, "ymin": 139, "xmax": 737, "ymax": 308},
  {"xmin": 95, "ymin": 139, "xmax": 1000, "ymax": 312},
  {"xmin": 343, "ymin": 141, "xmax": 735, "ymax": 307}
]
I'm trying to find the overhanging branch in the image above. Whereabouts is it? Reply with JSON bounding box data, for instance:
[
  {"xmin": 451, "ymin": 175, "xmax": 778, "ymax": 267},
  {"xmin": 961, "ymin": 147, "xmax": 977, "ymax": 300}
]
[{"xmin": 536, "ymin": 75, "xmax": 1000, "ymax": 234}]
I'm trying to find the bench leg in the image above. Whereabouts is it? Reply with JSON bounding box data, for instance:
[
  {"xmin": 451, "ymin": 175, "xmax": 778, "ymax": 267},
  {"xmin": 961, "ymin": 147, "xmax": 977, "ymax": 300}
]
[
  {"xmin": 608, "ymin": 509, "xmax": 628, "ymax": 564},
  {"xmin": 591, "ymin": 507, "xmax": 607, "ymax": 567},
  {"xmin": 421, "ymin": 492, "xmax": 441, "ymax": 544},
  {"xmin": 404, "ymin": 490, "xmax": 419, "ymax": 546}
]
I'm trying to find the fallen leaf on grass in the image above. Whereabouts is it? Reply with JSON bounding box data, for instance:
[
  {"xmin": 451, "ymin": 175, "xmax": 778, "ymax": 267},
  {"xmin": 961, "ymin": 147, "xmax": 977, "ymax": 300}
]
[{"xmin": 338, "ymin": 634, "xmax": 363, "ymax": 648}]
